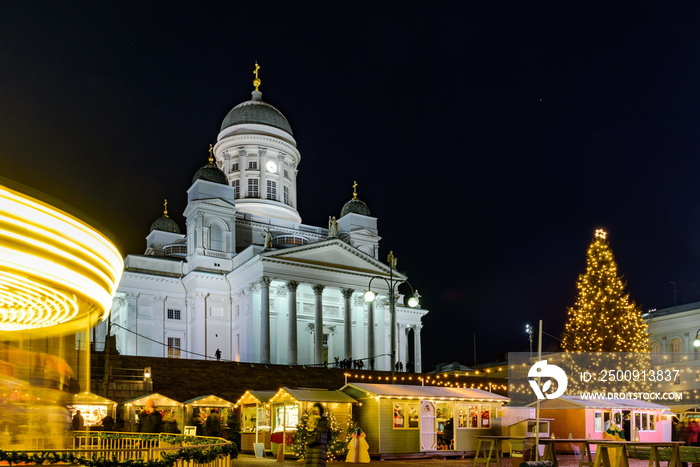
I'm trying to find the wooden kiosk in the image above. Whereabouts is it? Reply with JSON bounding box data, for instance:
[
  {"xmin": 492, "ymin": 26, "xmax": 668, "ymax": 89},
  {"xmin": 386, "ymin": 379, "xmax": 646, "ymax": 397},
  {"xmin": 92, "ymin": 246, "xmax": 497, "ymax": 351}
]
[
  {"xmin": 70, "ymin": 392, "xmax": 117, "ymax": 429},
  {"xmin": 236, "ymin": 390, "xmax": 276, "ymax": 454},
  {"xmin": 268, "ymin": 387, "xmax": 356, "ymax": 456},
  {"xmin": 122, "ymin": 393, "xmax": 183, "ymax": 433},
  {"xmin": 182, "ymin": 394, "xmax": 234, "ymax": 436}
]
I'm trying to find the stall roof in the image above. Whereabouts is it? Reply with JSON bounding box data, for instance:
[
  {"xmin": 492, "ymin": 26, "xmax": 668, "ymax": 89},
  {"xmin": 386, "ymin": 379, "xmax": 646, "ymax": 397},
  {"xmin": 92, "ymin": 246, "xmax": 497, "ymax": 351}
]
[
  {"xmin": 122, "ymin": 393, "xmax": 182, "ymax": 407},
  {"xmin": 182, "ymin": 394, "xmax": 234, "ymax": 407},
  {"xmin": 236, "ymin": 390, "xmax": 278, "ymax": 406},
  {"xmin": 666, "ymin": 404, "xmax": 700, "ymax": 414},
  {"xmin": 72, "ymin": 391, "xmax": 117, "ymax": 406},
  {"xmin": 270, "ymin": 387, "xmax": 356, "ymax": 404},
  {"xmin": 537, "ymin": 395, "xmax": 669, "ymax": 410},
  {"xmin": 342, "ymin": 383, "xmax": 509, "ymax": 402}
]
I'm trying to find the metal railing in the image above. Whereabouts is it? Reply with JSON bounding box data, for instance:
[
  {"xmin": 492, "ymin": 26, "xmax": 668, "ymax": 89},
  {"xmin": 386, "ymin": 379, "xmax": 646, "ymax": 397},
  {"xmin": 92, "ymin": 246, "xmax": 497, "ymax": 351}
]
[{"xmin": 0, "ymin": 432, "xmax": 234, "ymax": 467}]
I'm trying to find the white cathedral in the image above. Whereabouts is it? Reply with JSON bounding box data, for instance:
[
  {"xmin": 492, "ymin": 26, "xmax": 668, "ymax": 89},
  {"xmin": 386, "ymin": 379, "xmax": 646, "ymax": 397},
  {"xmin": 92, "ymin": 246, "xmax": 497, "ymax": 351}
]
[{"xmin": 99, "ymin": 68, "xmax": 428, "ymax": 372}]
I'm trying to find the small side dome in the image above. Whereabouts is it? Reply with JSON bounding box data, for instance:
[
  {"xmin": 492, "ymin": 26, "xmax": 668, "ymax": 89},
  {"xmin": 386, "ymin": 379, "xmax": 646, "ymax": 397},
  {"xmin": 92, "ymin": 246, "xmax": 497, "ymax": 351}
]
[
  {"xmin": 150, "ymin": 200, "xmax": 181, "ymax": 233},
  {"xmin": 340, "ymin": 181, "xmax": 371, "ymax": 217},
  {"xmin": 341, "ymin": 198, "xmax": 371, "ymax": 217},
  {"xmin": 192, "ymin": 146, "xmax": 228, "ymax": 185}
]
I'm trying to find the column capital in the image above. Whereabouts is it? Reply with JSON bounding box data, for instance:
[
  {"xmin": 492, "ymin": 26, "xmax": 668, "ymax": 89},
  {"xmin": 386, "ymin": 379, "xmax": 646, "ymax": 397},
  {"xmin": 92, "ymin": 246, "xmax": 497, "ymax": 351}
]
[
  {"xmin": 261, "ymin": 276, "xmax": 272, "ymax": 287},
  {"xmin": 307, "ymin": 323, "xmax": 315, "ymax": 333},
  {"xmin": 312, "ymin": 284, "xmax": 325, "ymax": 295},
  {"xmin": 341, "ymin": 288, "xmax": 355, "ymax": 299},
  {"xmin": 287, "ymin": 280, "xmax": 299, "ymax": 292},
  {"xmin": 153, "ymin": 296, "xmax": 165, "ymax": 303}
]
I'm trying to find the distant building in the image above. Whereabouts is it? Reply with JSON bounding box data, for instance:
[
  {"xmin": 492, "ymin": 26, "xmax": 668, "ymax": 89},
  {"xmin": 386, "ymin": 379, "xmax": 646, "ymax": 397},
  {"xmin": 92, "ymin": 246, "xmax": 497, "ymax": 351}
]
[
  {"xmin": 97, "ymin": 70, "xmax": 427, "ymax": 371},
  {"xmin": 643, "ymin": 303, "xmax": 700, "ymax": 406},
  {"xmin": 645, "ymin": 302, "xmax": 700, "ymax": 359}
]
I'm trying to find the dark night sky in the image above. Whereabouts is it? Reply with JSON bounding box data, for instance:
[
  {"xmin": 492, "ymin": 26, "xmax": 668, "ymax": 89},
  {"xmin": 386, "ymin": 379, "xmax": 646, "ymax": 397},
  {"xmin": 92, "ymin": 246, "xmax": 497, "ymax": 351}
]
[{"xmin": 2, "ymin": 2, "xmax": 700, "ymax": 370}]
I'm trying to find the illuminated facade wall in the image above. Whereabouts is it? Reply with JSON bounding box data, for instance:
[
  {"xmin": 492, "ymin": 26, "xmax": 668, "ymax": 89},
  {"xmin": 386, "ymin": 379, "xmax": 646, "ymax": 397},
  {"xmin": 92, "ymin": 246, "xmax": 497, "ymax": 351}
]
[{"xmin": 101, "ymin": 83, "xmax": 428, "ymax": 371}]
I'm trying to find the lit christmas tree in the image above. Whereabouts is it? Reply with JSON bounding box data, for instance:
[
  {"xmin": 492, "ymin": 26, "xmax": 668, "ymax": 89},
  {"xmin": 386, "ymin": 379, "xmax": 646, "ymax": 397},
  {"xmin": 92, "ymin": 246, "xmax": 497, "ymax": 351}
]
[
  {"xmin": 561, "ymin": 229, "xmax": 649, "ymax": 352},
  {"xmin": 291, "ymin": 407, "xmax": 350, "ymax": 460}
]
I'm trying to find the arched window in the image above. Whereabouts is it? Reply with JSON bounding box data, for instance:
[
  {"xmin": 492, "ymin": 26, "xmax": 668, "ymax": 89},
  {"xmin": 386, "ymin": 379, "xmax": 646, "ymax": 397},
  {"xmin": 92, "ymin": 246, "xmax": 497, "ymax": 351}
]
[
  {"xmin": 670, "ymin": 338, "xmax": 682, "ymax": 362},
  {"xmin": 210, "ymin": 223, "xmax": 224, "ymax": 251},
  {"xmin": 650, "ymin": 341, "xmax": 660, "ymax": 364}
]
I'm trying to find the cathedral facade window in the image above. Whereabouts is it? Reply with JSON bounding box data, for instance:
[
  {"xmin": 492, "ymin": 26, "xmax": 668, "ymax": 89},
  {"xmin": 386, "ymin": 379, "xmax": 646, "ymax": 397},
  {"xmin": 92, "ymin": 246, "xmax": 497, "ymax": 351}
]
[
  {"xmin": 167, "ymin": 309, "xmax": 181, "ymax": 320},
  {"xmin": 231, "ymin": 162, "xmax": 239, "ymax": 172},
  {"xmin": 284, "ymin": 185, "xmax": 289, "ymax": 205},
  {"xmin": 232, "ymin": 179, "xmax": 240, "ymax": 199},
  {"xmin": 210, "ymin": 223, "xmax": 224, "ymax": 251},
  {"xmin": 267, "ymin": 180, "xmax": 277, "ymax": 200},
  {"xmin": 167, "ymin": 337, "xmax": 181, "ymax": 358},
  {"xmin": 248, "ymin": 178, "xmax": 259, "ymax": 197},
  {"xmin": 248, "ymin": 160, "xmax": 258, "ymax": 170}
]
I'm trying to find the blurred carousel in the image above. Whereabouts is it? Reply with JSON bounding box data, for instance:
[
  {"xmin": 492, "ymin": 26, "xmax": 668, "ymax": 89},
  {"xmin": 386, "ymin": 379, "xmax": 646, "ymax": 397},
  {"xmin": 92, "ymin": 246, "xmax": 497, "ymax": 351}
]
[{"xmin": 0, "ymin": 180, "xmax": 123, "ymax": 449}]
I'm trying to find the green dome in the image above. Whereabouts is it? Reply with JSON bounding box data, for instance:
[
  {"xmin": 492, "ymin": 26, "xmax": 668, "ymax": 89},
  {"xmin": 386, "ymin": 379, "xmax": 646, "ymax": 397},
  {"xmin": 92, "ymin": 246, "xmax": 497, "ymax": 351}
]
[
  {"xmin": 340, "ymin": 197, "xmax": 371, "ymax": 217},
  {"xmin": 150, "ymin": 215, "xmax": 180, "ymax": 234},
  {"xmin": 192, "ymin": 161, "xmax": 228, "ymax": 185},
  {"xmin": 220, "ymin": 91, "xmax": 293, "ymax": 135}
]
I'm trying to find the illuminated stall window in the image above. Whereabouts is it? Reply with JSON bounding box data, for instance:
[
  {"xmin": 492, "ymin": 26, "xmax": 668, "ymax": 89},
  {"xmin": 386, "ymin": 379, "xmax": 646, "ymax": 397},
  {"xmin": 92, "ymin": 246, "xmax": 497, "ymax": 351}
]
[{"xmin": 393, "ymin": 403, "xmax": 419, "ymax": 429}]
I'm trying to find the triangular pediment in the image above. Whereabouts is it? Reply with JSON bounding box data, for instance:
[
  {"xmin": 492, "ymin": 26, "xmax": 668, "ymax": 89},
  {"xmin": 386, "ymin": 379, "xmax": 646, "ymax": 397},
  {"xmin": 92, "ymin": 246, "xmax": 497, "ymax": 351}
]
[{"xmin": 260, "ymin": 239, "xmax": 401, "ymax": 278}]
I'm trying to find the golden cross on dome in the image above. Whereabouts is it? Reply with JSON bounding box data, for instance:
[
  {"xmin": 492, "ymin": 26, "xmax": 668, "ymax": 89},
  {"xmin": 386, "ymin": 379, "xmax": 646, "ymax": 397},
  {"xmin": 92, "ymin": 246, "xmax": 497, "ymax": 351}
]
[
  {"xmin": 253, "ymin": 62, "xmax": 261, "ymax": 91},
  {"xmin": 209, "ymin": 144, "xmax": 214, "ymax": 163},
  {"xmin": 595, "ymin": 229, "xmax": 607, "ymax": 239},
  {"xmin": 352, "ymin": 180, "xmax": 358, "ymax": 199},
  {"xmin": 163, "ymin": 199, "xmax": 169, "ymax": 217}
]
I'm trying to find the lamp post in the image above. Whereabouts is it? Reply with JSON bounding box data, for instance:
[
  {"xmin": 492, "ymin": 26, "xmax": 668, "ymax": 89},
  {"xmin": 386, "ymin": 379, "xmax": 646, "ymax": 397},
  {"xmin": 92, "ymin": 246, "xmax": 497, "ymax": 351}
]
[
  {"xmin": 364, "ymin": 251, "xmax": 420, "ymax": 383},
  {"xmin": 693, "ymin": 329, "xmax": 700, "ymax": 348},
  {"xmin": 526, "ymin": 324, "xmax": 533, "ymax": 358}
]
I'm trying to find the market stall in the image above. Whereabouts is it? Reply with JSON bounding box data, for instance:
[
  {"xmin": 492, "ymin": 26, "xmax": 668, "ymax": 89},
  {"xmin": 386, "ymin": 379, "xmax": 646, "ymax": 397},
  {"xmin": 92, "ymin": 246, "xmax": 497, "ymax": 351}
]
[
  {"xmin": 121, "ymin": 393, "xmax": 183, "ymax": 433},
  {"xmin": 236, "ymin": 390, "xmax": 276, "ymax": 453},
  {"xmin": 182, "ymin": 395, "xmax": 234, "ymax": 437},
  {"xmin": 539, "ymin": 395, "xmax": 673, "ymax": 448},
  {"xmin": 341, "ymin": 382, "xmax": 508, "ymax": 458},
  {"xmin": 268, "ymin": 387, "xmax": 356, "ymax": 456},
  {"xmin": 69, "ymin": 392, "xmax": 117, "ymax": 429}
]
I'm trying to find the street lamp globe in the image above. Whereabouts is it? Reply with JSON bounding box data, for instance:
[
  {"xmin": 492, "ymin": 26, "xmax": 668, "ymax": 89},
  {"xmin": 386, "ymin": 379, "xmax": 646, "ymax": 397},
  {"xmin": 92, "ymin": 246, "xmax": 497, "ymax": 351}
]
[
  {"xmin": 364, "ymin": 290, "xmax": 376, "ymax": 302},
  {"xmin": 407, "ymin": 294, "xmax": 419, "ymax": 308},
  {"xmin": 693, "ymin": 330, "xmax": 700, "ymax": 348}
]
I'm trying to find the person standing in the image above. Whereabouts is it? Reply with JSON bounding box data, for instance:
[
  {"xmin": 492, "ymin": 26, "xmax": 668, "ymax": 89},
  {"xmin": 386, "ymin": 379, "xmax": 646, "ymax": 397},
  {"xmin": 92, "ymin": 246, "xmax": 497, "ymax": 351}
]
[
  {"xmin": 206, "ymin": 408, "xmax": 221, "ymax": 437},
  {"xmin": 305, "ymin": 403, "xmax": 330, "ymax": 466},
  {"xmin": 72, "ymin": 410, "xmax": 84, "ymax": 431},
  {"xmin": 139, "ymin": 400, "xmax": 162, "ymax": 433},
  {"xmin": 215, "ymin": 348, "xmax": 222, "ymax": 361}
]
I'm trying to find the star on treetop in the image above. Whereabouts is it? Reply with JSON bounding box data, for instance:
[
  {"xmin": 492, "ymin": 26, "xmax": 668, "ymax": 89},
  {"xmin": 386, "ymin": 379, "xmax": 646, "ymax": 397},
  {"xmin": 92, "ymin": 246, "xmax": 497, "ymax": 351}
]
[{"xmin": 595, "ymin": 229, "xmax": 607, "ymax": 239}]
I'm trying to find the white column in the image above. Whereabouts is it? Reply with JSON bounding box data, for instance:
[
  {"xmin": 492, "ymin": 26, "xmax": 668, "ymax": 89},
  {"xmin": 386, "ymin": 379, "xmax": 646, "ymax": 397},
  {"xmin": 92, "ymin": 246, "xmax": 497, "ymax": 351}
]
[
  {"xmin": 414, "ymin": 324, "xmax": 422, "ymax": 373},
  {"xmin": 287, "ymin": 281, "xmax": 299, "ymax": 364},
  {"xmin": 290, "ymin": 162, "xmax": 297, "ymax": 208},
  {"xmin": 342, "ymin": 288, "xmax": 353, "ymax": 360},
  {"xmin": 367, "ymin": 300, "xmax": 375, "ymax": 362},
  {"xmin": 260, "ymin": 276, "xmax": 271, "ymax": 363},
  {"xmin": 239, "ymin": 149, "xmax": 247, "ymax": 196},
  {"xmin": 277, "ymin": 154, "xmax": 285, "ymax": 202},
  {"xmin": 312, "ymin": 284, "xmax": 325, "ymax": 365},
  {"xmin": 259, "ymin": 148, "xmax": 267, "ymax": 199},
  {"xmin": 396, "ymin": 323, "xmax": 405, "ymax": 369}
]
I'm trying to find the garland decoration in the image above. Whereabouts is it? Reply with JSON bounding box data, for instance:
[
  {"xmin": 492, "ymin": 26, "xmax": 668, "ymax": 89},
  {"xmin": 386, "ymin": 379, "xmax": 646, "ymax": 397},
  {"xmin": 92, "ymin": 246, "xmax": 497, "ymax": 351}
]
[{"xmin": 0, "ymin": 433, "xmax": 237, "ymax": 467}]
